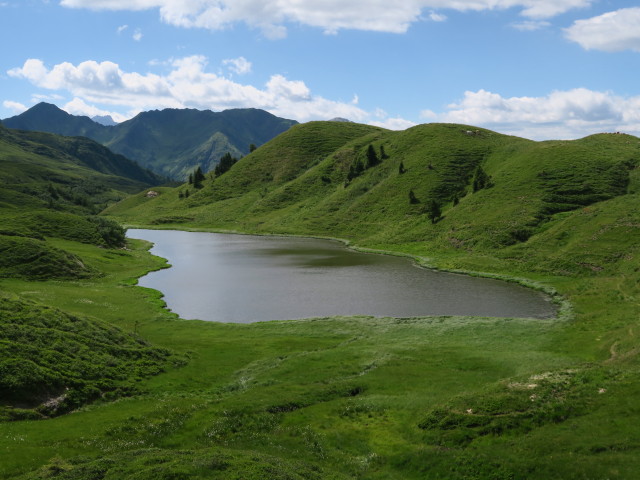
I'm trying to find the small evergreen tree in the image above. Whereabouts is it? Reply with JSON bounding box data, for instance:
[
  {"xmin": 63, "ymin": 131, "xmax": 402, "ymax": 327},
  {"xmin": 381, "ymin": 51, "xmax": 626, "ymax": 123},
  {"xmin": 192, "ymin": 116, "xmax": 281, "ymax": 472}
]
[
  {"xmin": 249, "ymin": 143, "xmax": 257, "ymax": 152},
  {"xmin": 380, "ymin": 145, "xmax": 389, "ymax": 159},
  {"xmin": 193, "ymin": 166, "xmax": 206, "ymax": 189},
  {"xmin": 399, "ymin": 161, "xmax": 406, "ymax": 174},
  {"xmin": 452, "ymin": 194, "xmax": 460, "ymax": 206},
  {"xmin": 366, "ymin": 144, "xmax": 380, "ymax": 168},
  {"xmin": 426, "ymin": 199, "xmax": 442, "ymax": 224},
  {"xmin": 409, "ymin": 190, "xmax": 419, "ymax": 204},
  {"xmin": 185, "ymin": 189, "xmax": 190, "ymax": 198},
  {"xmin": 346, "ymin": 159, "xmax": 365, "ymax": 183},
  {"xmin": 47, "ymin": 183, "xmax": 59, "ymax": 200},
  {"xmin": 472, "ymin": 165, "xmax": 493, "ymax": 192},
  {"xmin": 188, "ymin": 173, "xmax": 193, "ymax": 185}
]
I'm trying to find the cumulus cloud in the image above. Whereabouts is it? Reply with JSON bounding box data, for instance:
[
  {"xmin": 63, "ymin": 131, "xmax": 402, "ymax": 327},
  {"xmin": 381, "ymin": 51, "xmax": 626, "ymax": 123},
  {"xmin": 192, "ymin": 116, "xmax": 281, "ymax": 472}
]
[
  {"xmin": 222, "ymin": 57, "xmax": 252, "ymax": 75},
  {"xmin": 7, "ymin": 56, "xmax": 370, "ymax": 123},
  {"xmin": 63, "ymin": 97, "xmax": 128, "ymax": 122},
  {"xmin": 565, "ymin": 8, "xmax": 640, "ymax": 52},
  {"xmin": 133, "ymin": 28, "xmax": 143, "ymax": 41},
  {"xmin": 370, "ymin": 117, "xmax": 417, "ymax": 130},
  {"xmin": 59, "ymin": 0, "xmax": 594, "ymax": 36},
  {"xmin": 2, "ymin": 100, "xmax": 27, "ymax": 114},
  {"xmin": 438, "ymin": 88, "xmax": 640, "ymax": 139}
]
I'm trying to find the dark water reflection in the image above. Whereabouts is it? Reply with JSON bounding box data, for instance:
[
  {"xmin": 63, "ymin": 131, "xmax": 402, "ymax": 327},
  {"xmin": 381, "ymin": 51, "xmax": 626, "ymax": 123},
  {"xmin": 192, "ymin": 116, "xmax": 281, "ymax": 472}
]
[{"xmin": 128, "ymin": 229, "xmax": 555, "ymax": 323}]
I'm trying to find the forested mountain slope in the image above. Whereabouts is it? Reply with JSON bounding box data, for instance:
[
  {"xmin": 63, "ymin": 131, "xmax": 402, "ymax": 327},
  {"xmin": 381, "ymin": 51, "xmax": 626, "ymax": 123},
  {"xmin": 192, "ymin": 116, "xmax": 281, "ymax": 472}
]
[{"xmin": 3, "ymin": 103, "xmax": 297, "ymax": 179}]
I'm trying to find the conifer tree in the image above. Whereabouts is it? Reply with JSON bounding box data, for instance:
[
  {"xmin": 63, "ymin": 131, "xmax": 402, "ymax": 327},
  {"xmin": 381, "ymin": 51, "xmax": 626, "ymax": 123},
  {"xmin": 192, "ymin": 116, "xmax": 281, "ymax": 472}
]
[
  {"xmin": 472, "ymin": 165, "xmax": 493, "ymax": 192},
  {"xmin": 193, "ymin": 166, "xmax": 206, "ymax": 188},
  {"xmin": 366, "ymin": 144, "xmax": 380, "ymax": 168},
  {"xmin": 426, "ymin": 199, "xmax": 442, "ymax": 224}
]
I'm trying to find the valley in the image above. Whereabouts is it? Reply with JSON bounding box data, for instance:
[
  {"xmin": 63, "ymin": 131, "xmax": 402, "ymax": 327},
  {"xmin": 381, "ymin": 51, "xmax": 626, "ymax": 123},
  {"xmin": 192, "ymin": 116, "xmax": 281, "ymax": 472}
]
[{"xmin": 0, "ymin": 117, "xmax": 638, "ymax": 479}]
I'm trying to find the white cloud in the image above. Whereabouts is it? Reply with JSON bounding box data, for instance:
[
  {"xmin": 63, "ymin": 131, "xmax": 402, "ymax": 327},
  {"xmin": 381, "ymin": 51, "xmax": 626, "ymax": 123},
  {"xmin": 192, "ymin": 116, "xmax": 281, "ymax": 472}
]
[
  {"xmin": 31, "ymin": 93, "xmax": 65, "ymax": 102},
  {"xmin": 117, "ymin": 24, "xmax": 128, "ymax": 34},
  {"xmin": 565, "ymin": 8, "xmax": 640, "ymax": 52},
  {"xmin": 370, "ymin": 117, "xmax": 417, "ymax": 130},
  {"xmin": 7, "ymin": 56, "xmax": 371, "ymax": 123},
  {"xmin": 3, "ymin": 100, "xmax": 27, "ymax": 114},
  {"xmin": 427, "ymin": 11, "xmax": 447, "ymax": 22},
  {"xmin": 419, "ymin": 109, "xmax": 437, "ymax": 119},
  {"xmin": 133, "ymin": 28, "xmax": 143, "ymax": 41},
  {"xmin": 59, "ymin": 0, "xmax": 594, "ymax": 37},
  {"xmin": 511, "ymin": 20, "xmax": 550, "ymax": 31},
  {"xmin": 222, "ymin": 57, "xmax": 252, "ymax": 75},
  {"xmin": 438, "ymin": 88, "xmax": 640, "ymax": 139},
  {"xmin": 63, "ymin": 97, "xmax": 128, "ymax": 122}
]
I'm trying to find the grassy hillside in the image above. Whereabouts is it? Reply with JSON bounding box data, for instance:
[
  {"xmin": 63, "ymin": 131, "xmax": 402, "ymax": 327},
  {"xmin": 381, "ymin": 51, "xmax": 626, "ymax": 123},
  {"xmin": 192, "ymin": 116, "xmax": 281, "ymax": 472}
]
[
  {"xmin": 0, "ymin": 126, "xmax": 182, "ymax": 424},
  {"xmin": 0, "ymin": 124, "xmax": 162, "ymax": 212},
  {"xmin": 106, "ymin": 122, "xmax": 638, "ymax": 254},
  {"xmin": 2, "ymin": 121, "xmax": 639, "ymax": 479}
]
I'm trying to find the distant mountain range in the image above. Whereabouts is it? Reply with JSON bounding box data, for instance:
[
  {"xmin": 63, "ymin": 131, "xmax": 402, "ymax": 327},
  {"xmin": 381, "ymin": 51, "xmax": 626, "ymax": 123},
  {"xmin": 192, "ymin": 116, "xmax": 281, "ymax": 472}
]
[
  {"xmin": 2, "ymin": 103, "xmax": 298, "ymax": 179},
  {"xmin": 0, "ymin": 122, "xmax": 163, "ymax": 218}
]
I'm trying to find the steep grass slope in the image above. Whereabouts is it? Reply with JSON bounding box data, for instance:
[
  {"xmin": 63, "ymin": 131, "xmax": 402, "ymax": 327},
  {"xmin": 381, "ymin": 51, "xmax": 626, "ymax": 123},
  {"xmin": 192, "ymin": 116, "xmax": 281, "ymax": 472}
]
[
  {"xmin": 106, "ymin": 122, "xmax": 638, "ymax": 254},
  {"xmin": 0, "ymin": 126, "xmax": 181, "ymax": 420},
  {"xmin": 0, "ymin": 124, "xmax": 162, "ymax": 210}
]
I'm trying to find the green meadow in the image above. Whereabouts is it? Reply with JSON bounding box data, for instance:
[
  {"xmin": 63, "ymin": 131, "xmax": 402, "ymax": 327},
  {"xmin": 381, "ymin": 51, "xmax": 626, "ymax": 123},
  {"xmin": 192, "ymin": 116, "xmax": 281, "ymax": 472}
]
[{"xmin": 1, "ymin": 121, "xmax": 639, "ymax": 478}]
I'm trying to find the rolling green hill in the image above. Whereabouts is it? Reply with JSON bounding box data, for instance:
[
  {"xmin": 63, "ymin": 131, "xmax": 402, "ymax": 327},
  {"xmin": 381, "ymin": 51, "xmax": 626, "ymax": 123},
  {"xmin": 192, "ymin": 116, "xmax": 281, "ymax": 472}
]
[
  {"xmin": 0, "ymin": 125, "xmax": 181, "ymax": 423},
  {"xmin": 106, "ymin": 122, "xmax": 638, "ymax": 261},
  {"xmin": 2, "ymin": 120, "xmax": 640, "ymax": 479},
  {"xmin": 3, "ymin": 103, "xmax": 298, "ymax": 179}
]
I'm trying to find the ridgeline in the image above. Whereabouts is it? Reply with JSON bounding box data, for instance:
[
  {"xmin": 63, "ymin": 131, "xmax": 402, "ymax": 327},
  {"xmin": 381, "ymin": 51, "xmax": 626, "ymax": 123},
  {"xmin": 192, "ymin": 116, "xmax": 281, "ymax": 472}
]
[{"xmin": 2, "ymin": 103, "xmax": 298, "ymax": 179}]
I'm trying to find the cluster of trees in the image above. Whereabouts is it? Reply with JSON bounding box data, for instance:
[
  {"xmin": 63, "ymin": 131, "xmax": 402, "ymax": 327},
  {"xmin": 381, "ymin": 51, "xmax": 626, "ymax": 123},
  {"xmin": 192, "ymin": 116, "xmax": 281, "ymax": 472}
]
[
  {"xmin": 188, "ymin": 167, "xmax": 206, "ymax": 189},
  {"xmin": 472, "ymin": 165, "xmax": 493, "ymax": 192},
  {"xmin": 406, "ymin": 162, "xmax": 493, "ymax": 225},
  {"xmin": 183, "ymin": 151, "xmax": 241, "ymax": 198},
  {"xmin": 346, "ymin": 144, "xmax": 388, "ymax": 183},
  {"xmin": 45, "ymin": 183, "xmax": 91, "ymax": 209},
  {"xmin": 214, "ymin": 152, "xmax": 239, "ymax": 177}
]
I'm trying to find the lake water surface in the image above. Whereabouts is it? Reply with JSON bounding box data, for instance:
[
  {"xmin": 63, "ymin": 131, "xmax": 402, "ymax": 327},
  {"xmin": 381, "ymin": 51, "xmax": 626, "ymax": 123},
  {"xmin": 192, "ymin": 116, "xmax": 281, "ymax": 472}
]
[{"xmin": 129, "ymin": 229, "xmax": 555, "ymax": 323}]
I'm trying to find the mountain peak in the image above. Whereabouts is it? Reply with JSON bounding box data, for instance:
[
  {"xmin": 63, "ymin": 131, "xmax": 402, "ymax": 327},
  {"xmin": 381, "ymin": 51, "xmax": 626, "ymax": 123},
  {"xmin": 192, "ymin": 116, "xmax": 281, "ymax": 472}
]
[{"xmin": 92, "ymin": 115, "xmax": 117, "ymax": 126}]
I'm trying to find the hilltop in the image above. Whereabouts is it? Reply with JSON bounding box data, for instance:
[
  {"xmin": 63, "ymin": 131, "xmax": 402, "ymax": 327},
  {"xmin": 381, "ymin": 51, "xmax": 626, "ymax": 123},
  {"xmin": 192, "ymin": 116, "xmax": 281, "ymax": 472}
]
[
  {"xmin": 2, "ymin": 103, "xmax": 298, "ymax": 179},
  {"xmin": 107, "ymin": 122, "xmax": 638, "ymax": 270}
]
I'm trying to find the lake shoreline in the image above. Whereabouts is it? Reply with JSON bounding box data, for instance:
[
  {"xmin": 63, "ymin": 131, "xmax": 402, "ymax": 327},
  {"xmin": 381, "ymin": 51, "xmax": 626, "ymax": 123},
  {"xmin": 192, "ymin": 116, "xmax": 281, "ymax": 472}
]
[{"xmin": 127, "ymin": 227, "xmax": 562, "ymax": 323}]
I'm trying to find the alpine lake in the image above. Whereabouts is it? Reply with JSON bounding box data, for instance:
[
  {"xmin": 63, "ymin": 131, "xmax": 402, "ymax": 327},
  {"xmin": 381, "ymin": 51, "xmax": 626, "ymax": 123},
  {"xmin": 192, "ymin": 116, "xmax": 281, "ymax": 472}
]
[{"xmin": 128, "ymin": 229, "xmax": 555, "ymax": 323}]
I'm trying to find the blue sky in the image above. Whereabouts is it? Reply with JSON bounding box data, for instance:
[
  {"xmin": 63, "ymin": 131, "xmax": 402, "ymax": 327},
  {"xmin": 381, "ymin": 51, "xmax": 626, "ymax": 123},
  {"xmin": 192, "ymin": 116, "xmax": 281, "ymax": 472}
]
[{"xmin": 1, "ymin": 0, "xmax": 639, "ymax": 139}]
